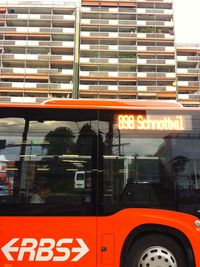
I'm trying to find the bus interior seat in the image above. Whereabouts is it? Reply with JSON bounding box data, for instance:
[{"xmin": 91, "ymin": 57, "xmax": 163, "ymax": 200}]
[{"xmin": 119, "ymin": 183, "xmax": 161, "ymax": 208}]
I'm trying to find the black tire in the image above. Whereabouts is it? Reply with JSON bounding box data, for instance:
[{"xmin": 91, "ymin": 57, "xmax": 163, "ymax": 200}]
[{"xmin": 127, "ymin": 233, "xmax": 187, "ymax": 267}]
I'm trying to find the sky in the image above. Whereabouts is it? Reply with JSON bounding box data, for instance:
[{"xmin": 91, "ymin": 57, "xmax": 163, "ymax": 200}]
[{"xmin": 173, "ymin": 0, "xmax": 200, "ymax": 44}]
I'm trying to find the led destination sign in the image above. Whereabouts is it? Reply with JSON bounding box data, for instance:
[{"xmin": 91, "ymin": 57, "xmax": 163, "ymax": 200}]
[{"xmin": 117, "ymin": 115, "xmax": 186, "ymax": 131}]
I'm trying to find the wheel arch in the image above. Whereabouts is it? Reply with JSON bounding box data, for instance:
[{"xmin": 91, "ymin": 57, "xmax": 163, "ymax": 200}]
[{"xmin": 120, "ymin": 223, "xmax": 195, "ymax": 267}]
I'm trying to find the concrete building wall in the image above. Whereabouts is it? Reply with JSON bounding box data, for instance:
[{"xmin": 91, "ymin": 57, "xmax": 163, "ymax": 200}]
[{"xmin": 0, "ymin": 0, "xmax": 200, "ymax": 106}]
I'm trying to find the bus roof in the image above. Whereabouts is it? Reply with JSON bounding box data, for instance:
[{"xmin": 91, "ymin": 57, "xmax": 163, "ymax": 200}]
[{"xmin": 0, "ymin": 99, "xmax": 189, "ymax": 110}]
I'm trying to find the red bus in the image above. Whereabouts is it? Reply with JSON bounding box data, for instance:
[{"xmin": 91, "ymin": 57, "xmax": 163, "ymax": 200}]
[{"xmin": 0, "ymin": 99, "xmax": 200, "ymax": 267}]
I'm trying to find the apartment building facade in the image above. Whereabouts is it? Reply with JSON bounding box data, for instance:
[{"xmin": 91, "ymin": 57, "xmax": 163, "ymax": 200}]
[
  {"xmin": 80, "ymin": 0, "xmax": 175, "ymax": 100},
  {"xmin": 0, "ymin": 0, "xmax": 199, "ymax": 106},
  {"xmin": 176, "ymin": 44, "xmax": 200, "ymax": 106},
  {"xmin": 0, "ymin": 0, "xmax": 76, "ymax": 102}
]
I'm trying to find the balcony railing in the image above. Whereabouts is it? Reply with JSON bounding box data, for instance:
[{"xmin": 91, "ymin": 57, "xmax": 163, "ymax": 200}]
[
  {"xmin": 80, "ymin": 57, "xmax": 137, "ymax": 64},
  {"xmin": 177, "ymin": 68, "xmax": 200, "ymax": 75},
  {"xmin": 81, "ymin": 19, "xmax": 136, "ymax": 26},
  {"xmin": 80, "ymin": 71, "xmax": 137, "ymax": 78},
  {"xmin": 137, "ymin": 72, "xmax": 175, "ymax": 78},
  {"xmin": 79, "ymin": 85, "xmax": 137, "ymax": 91},
  {"xmin": 80, "ymin": 44, "xmax": 136, "ymax": 51},
  {"xmin": 0, "ymin": 82, "xmax": 73, "ymax": 90},
  {"xmin": 178, "ymin": 81, "xmax": 200, "ymax": 87}
]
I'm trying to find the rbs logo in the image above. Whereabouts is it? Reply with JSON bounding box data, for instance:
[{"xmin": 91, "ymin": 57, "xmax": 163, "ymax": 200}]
[{"xmin": 1, "ymin": 238, "xmax": 89, "ymax": 262}]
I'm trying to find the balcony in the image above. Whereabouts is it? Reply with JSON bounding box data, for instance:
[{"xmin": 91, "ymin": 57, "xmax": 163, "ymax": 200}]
[
  {"xmin": 178, "ymin": 81, "xmax": 200, "ymax": 87},
  {"xmin": 177, "ymin": 68, "xmax": 199, "ymax": 75},
  {"xmin": 137, "ymin": 32, "xmax": 174, "ymax": 40},
  {"xmin": 177, "ymin": 56, "xmax": 200, "ymax": 62},
  {"xmin": 137, "ymin": 8, "xmax": 173, "ymax": 15},
  {"xmin": 79, "ymin": 84, "xmax": 137, "ymax": 91},
  {"xmin": 81, "ymin": 19, "xmax": 136, "ymax": 26},
  {"xmin": 137, "ymin": 85, "xmax": 175, "ymax": 92},
  {"xmin": 137, "ymin": 72, "xmax": 175, "ymax": 78},
  {"xmin": 80, "ymin": 57, "xmax": 137, "ymax": 64},
  {"xmin": 80, "ymin": 71, "xmax": 137, "ymax": 78},
  {"xmin": 137, "ymin": 45, "xmax": 175, "ymax": 52},
  {"xmin": 0, "ymin": 82, "xmax": 73, "ymax": 91},
  {"xmin": 137, "ymin": 58, "xmax": 175, "ymax": 65},
  {"xmin": 81, "ymin": 31, "xmax": 137, "ymax": 38},
  {"xmin": 80, "ymin": 44, "xmax": 136, "ymax": 51}
]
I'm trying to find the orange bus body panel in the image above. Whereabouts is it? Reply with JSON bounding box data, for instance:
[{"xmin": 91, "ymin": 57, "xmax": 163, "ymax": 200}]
[
  {"xmin": 0, "ymin": 210, "xmax": 200, "ymax": 266},
  {"xmin": 98, "ymin": 209, "xmax": 200, "ymax": 267},
  {"xmin": 0, "ymin": 217, "xmax": 97, "ymax": 267}
]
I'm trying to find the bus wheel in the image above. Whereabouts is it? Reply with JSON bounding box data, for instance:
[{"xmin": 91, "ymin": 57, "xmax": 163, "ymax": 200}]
[{"xmin": 128, "ymin": 234, "xmax": 187, "ymax": 267}]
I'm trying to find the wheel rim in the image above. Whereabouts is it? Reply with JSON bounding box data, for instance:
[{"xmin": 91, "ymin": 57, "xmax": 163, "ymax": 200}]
[{"xmin": 137, "ymin": 246, "xmax": 177, "ymax": 267}]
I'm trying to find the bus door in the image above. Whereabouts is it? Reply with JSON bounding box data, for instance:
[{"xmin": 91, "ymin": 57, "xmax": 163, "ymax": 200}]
[{"xmin": 0, "ymin": 108, "xmax": 98, "ymax": 267}]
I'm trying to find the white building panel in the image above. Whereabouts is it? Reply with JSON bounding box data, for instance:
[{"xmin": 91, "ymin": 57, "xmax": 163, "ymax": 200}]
[
  {"xmin": 80, "ymin": 58, "xmax": 90, "ymax": 63},
  {"xmin": 165, "ymin": 21, "xmax": 174, "ymax": 27},
  {"xmin": 178, "ymin": 81, "xmax": 188, "ymax": 86},
  {"xmin": 109, "ymin": 72, "xmax": 118, "ymax": 77},
  {"xmin": 165, "ymin": 59, "xmax": 175, "ymax": 64},
  {"xmin": 81, "ymin": 7, "xmax": 91, "ymax": 12},
  {"xmin": 108, "ymin": 86, "xmax": 118, "ymax": 90},
  {"xmin": 109, "ymin": 8, "xmax": 118, "ymax": 13},
  {"xmin": 109, "ymin": 32, "xmax": 118, "ymax": 38},
  {"xmin": 61, "ymin": 55, "xmax": 74, "ymax": 60},
  {"xmin": 166, "ymin": 73, "xmax": 176, "ymax": 78},
  {"xmin": 109, "ymin": 45, "xmax": 118, "ymax": 51},
  {"xmin": 177, "ymin": 69, "xmax": 188, "ymax": 74},
  {"xmin": 24, "ymin": 83, "xmax": 37, "ymax": 88},
  {"xmin": 109, "ymin": 20, "xmax": 118, "ymax": 25},
  {"xmin": 137, "ymin": 33, "xmax": 146, "ymax": 38},
  {"xmin": 80, "ymin": 71, "xmax": 89, "ymax": 76},
  {"xmin": 137, "ymin": 46, "xmax": 147, "ymax": 51},
  {"xmin": 14, "ymin": 54, "xmax": 38, "ymax": 60},
  {"xmin": 138, "ymin": 73, "xmax": 147, "ymax": 78},
  {"xmin": 178, "ymin": 94, "xmax": 189, "ymax": 100},
  {"xmin": 137, "ymin": 59, "xmax": 146, "ymax": 64},
  {"xmin": 60, "ymin": 84, "xmax": 73, "ymax": 89},
  {"xmin": 80, "ymin": 85, "xmax": 89, "ymax": 90},
  {"xmin": 81, "ymin": 19, "xmax": 91, "ymax": 24},
  {"xmin": 12, "ymin": 82, "xmax": 24, "ymax": 88},
  {"xmin": 165, "ymin": 47, "xmax": 175, "ymax": 52},
  {"xmin": 137, "ymin": 8, "xmax": 146, "ymax": 14},
  {"xmin": 177, "ymin": 56, "xmax": 188, "ymax": 61},
  {"xmin": 16, "ymin": 27, "xmax": 28, "ymax": 33},
  {"xmin": 62, "ymin": 42, "xmax": 74, "ymax": 48},
  {"xmin": 81, "ymin": 32, "xmax": 90, "ymax": 37},
  {"xmin": 137, "ymin": 21, "xmax": 146, "ymax": 26},
  {"xmin": 137, "ymin": 86, "xmax": 147, "ymax": 91},
  {"xmin": 63, "ymin": 15, "xmax": 75, "ymax": 20},
  {"xmin": 11, "ymin": 97, "xmax": 36, "ymax": 103},
  {"xmin": 166, "ymin": 86, "xmax": 176, "ymax": 91},
  {"xmin": 164, "ymin": 10, "xmax": 173, "ymax": 15},
  {"xmin": 109, "ymin": 58, "xmax": 118, "ymax": 63},
  {"xmin": 80, "ymin": 44, "xmax": 90, "ymax": 49},
  {"xmin": 63, "ymin": 28, "xmax": 75, "ymax": 33},
  {"xmin": 13, "ymin": 68, "xmax": 37, "ymax": 74},
  {"xmin": 61, "ymin": 70, "xmax": 73, "ymax": 75}
]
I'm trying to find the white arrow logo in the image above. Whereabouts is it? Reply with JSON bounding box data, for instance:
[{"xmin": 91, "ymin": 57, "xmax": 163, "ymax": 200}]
[
  {"xmin": 71, "ymin": 238, "xmax": 89, "ymax": 262},
  {"xmin": 1, "ymin": 238, "xmax": 19, "ymax": 261},
  {"xmin": 1, "ymin": 237, "xmax": 89, "ymax": 262}
]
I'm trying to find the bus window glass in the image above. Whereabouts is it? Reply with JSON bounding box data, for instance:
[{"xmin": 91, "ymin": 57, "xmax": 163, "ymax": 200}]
[
  {"xmin": 99, "ymin": 110, "xmax": 200, "ymax": 216},
  {"xmin": 0, "ymin": 108, "xmax": 98, "ymax": 216},
  {"xmin": 0, "ymin": 116, "xmax": 25, "ymax": 204}
]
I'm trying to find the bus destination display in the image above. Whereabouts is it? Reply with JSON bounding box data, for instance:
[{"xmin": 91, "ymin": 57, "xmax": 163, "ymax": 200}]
[{"xmin": 117, "ymin": 114, "xmax": 187, "ymax": 131}]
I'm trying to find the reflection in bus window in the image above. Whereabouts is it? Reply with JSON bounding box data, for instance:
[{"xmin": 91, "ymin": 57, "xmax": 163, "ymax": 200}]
[
  {"xmin": 0, "ymin": 109, "xmax": 98, "ymax": 216},
  {"xmin": 99, "ymin": 110, "xmax": 200, "ymax": 216}
]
